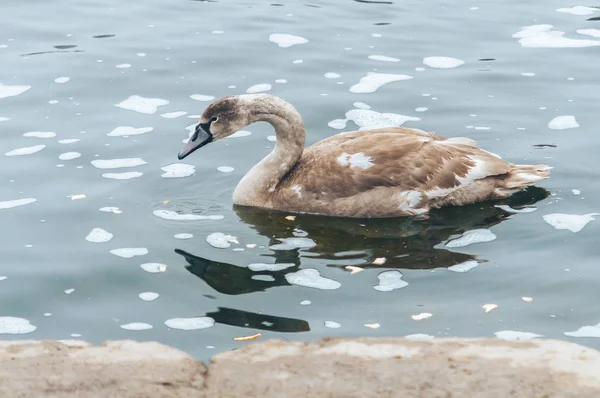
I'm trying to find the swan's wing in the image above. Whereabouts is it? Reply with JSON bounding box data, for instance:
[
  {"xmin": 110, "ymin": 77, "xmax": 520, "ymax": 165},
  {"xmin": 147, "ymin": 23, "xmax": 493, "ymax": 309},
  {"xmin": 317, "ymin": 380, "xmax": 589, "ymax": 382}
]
[{"xmin": 284, "ymin": 128, "xmax": 511, "ymax": 201}]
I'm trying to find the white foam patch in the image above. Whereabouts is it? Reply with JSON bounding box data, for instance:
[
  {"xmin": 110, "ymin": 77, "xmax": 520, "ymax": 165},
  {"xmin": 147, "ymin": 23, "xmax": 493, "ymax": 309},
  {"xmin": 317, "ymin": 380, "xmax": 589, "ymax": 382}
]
[
  {"xmin": 353, "ymin": 102, "xmax": 371, "ymax": 109},
  {"xmin": 423, "ymin": 56, "xmax": 465, "ymax": 69},
  {"xmin": 114, "ymin": 95, "xmax": 170, "ymax": 114},
  {"xmin": 140, "ymin": 263, "xmax": 167, "ymax": 273},
  {"xmin": 445, "ymin": 229, "xmax": 497, "ymax": 248},
  {"xmin": 577, "ymin": 29, "xmax": 600, "ymax": 38},
  {"xmin": 161, "ymin": 163, "xmax": 195, "ymax": 178},
  {"xmin": 217, "ymin": 166, "xmax": 234, "ymax": 173},
  {"xmin": 174, "ymin": 233, "xmax": 193, "ymax": 240},
  {"xmin": 0, "ymin": 117, "xmax": 10, "ymax": 122},
  {"xmin": 329, "ymin": 108, "xmax": 420, "ymax": 131},
  {"xmin": 0, "ymin": 317, "xmax": 36, "ymax": 334},
  {"xmin": 58, "ymin": 138, "xmax": 80, "ymax": 144},
  {"xmin": 512, "ymin": 24, "xmax": 600, "ymax": 48},
  {"xmin": 285, "ymin": 269, "xmax": 341, "ymax": 290},
  {"xmin": 0, "ymin": 84, "xmax": 31, "ymax": 99},
  {"xmin": 54, "ymin": 77, "xmax": 70, "ymax": 84},
  {"xmin": 405, "ymin": 333, "xmax": 434, "ymax": 340},
  {"xmin": 206, "ymin": 232, "xmax": 238, "ymax": 248},
  {"xmin": 0, "ymin": 198, "xmax": 36, "ymax": 210},
  {"xmin": 23, "ymin": 131, "xmax": 56, "ymax": 138},
  {"xmin": 116, "ymin": 63, "xmax": 131, "ymax": 68},
  {"xmin": 85, "ymin": 228, "xmax": 113, "ymax": 243},
  {"xmin": 139, "ymin": 292, "xmax": 159, "ymax": 301},
  {"xmin": 246, "ymin": 83, "xmax": 272, "ymax": 94},
  {"xmin": 270, "ymin": 237, "xmax": 317, "ymax": 250},
  {"xmin": 373, "ymin": 270, "xmax": 408, "ymax": 292},
  {"xmin": 324, "ymin": 72, "xmax": 341, "ymax": 79},
  {"xmin": 495, "ymin": 331, "xmax": 543, "ymax": 341},
  {"xmin": 165, "ymin": 317, "xmax": 215, "ymax": 330},
  {"xmin": 349, "ymin": 72, "xmax": 413, "ymax": 94},
  {"xmin": 120, "ymin": 322, "xmax": 153, "ymax": 331},
  {"xmin": 227, "ymin": 130, "xmax": 252, "ymax": 138},
  {"xmin": 267, "ymin": 135, "xmax": 276, "ymax": 142},
  {"xmin": 415, "ymin": 107, "xmax": 428, "ymax": 112},
  {"xmin": 368, "ymin": 55, "xmax": 400, "ymax": 62},
  {"xmin": 269, "ymin": 33, "xmax": 308, "ymax": 47},
  {"xmin": 107, "ymin": 126, "xmax": 153, "ymax": 137},
  {"xmin": 300, "ymin": 300, "xmax": 311, "ymax": 305},
  {"xmin": 190, "ymin": 94, "xmax": 215, "ymax": 101},
  {"xmin": 494, "ymin": 205, "xmax": 537, "ymax": 213},
  {"xmin": 564, "ymin": 322, "xmax": 600, "ymax": 338},
  {"xmin": 161, "ymin": 111, "xmax": 187, "ymax": 119},
  {"xmin": 100, "ymin": 207, "xmax": 122, "ymax": 214},
  {"xmin": 556, "ymin": 5, "xmax": 599, "ymax": 15},
  {"xmin": 548, "ymin": 115, "xmax": 579, "ymax": 130},
  {"xmin": 153, "ymin": 210, "xmax": 224, "ymax": 221},
  {"xmin": 543, "ymin": 213, "xmax": 598, "ymax": 233},
  {"xmin": 102, "ymin": 172, "xmax": 143, "ymax": 180},
  {"xmin": 447, "ymin": 260, "xmax": 479, "ymax": 273},
  {"xmin": 64, "ymin": 289, "xmax": 74, "ymax": 295},
  {"xmin": 248, "ymin": 263, "xmax": 295, "ymax": 272},
  {"xmin": 5, "ymin": 145, "xmax": 45, "ymax": 156},
  {"xmin": 59, "ymin": 152, "xmax": 81, "ymax": 161},
  {"xmin": 324, "ymin": 321, "xmax": 341, "ymax": 328},
  {"xmin": 110, "ymin": 248, "xmax": 148, "ymax": 258},
  {"xmin": 252, "ymin": 275, "xmax": 275, "ymax": 282},
  {"xmin": 91, "ymin": 158, "xmax": 147, "ymax": 169}
]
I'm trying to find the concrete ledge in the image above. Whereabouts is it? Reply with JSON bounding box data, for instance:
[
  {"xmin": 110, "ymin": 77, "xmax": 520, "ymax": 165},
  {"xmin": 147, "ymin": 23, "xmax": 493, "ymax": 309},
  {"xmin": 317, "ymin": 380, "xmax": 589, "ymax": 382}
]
[{"xmin": 1, "ymin": 337, "xmax": 599, "ymax": 397}]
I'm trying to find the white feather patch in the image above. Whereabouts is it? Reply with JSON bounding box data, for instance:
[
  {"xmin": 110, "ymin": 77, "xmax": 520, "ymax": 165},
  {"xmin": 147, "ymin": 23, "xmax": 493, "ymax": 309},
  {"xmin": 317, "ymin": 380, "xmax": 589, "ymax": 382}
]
[
  {"xmin": 337, "ymin": 152, "xmax": 374, "ymax": 169},
  {"xmin": 398, "ymin": 191, "xmax": 427, "ymax": 215},
  {"xmin": 424, "ymin": 157, "xmax": 493, "ymax": 200}
]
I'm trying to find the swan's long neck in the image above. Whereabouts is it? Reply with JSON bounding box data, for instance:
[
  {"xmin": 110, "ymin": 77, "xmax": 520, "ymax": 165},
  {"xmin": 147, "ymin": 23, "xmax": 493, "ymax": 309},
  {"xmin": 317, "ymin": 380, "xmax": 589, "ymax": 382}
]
[{"xmin": 232, "ymin": 95, "xmax": 306, "ymax": 206}]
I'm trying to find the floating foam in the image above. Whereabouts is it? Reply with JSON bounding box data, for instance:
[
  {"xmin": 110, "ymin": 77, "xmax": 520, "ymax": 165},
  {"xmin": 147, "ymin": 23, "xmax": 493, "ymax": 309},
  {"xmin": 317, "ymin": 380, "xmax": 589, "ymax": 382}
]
[
  {"xmin": 373, "ymin": 270, "xmax": 408, "ymax": 292},
  {"xmin": 329, "ymin": 108, "xmax": 420, "ymax": 131},
  {"xmin": 64, "ymin": 289, "xmax": 74, "ymax": 294},
  {"xmin": 252, "ymin": 275, "xmax": 275, "ymax": 282},
  {"xmin": 447, "ymin": 260, "xmax": 479, "ymax": 273},
  {"xmin": 59, "ymin": 152, "xmax": 81, "ymax": 161},
  {"xmin": 0, "ymin": 198, "xmax": 36, "ymax": 210},
  {"xmin": 285, "ymin": 269, "xmax": 341, "ymax": 290},
  {"xmin": 368, "ymin": 55, "xmax": 400, "ymax": 62},
  {"xmin": 577, "ymin": 29, "xmax": 600, "ymax": 38},
  {"xmin": 190, "ymin": 94, "xmax": 215, "ymax": 101},
  {"xmin": 415, "ymin": 107, "xmax": 428, "ymax": 112},
  {"xmin": 102, "ymin": 172, "xmax": 143, "ymax": 180},
  {"xmin": 5, "ymin": 145, "xmax": 45, "ymax": 156},
  {"xmin": 292, "ymin": 59, "xmax": 303, "ymax": 64},
  {"xmin": 267, "ymin": 135, "xmax": 276, "ymax": 142},
  {"xmin": 110, "ymin": 247, "xmax": 148, "ymax": 258},
  {"xmin": 324, "ymin": 321, "xmax": 341, "ymax": 328},
  {"xmin": 58, "ymin": 138, "xmax": 80, "ymax": 144},
  {"xmin": 246, "ymin": 84, "xmax": 272, "ymax": 94},
  {"xmin": 548, "ymin": 115, "xmax": 579, "ymax": 130},
  {"xmin": 275, "ymin": 79, "xmax": 287, "ymax": 84},
  {"xmin": 556, "ymin": 5, "xmax": 599, "ymax": 15},
  {"xmin": 349, "ymin": 72, "xmax": 413, "ymax": 94},
  {"xmin": 91, "ymin": 158, "xmax": 147, "ymax": 169},
  {"xmin": 99, "ymin": 207, "xmax": 122, "ymax": 214},
  {"xmin": 446, "ymin": 229, "xmax": 496, "ymax": 248},
  {"xmin": 153, "ymin": 210, "xmax": 223, "ymax": 221},
  {"xmin": 564, "ymin": 322, "xmax": 600, "ymax": 337},
  {"xmin": 120, "ymin": 322, "xmax": 153, "ymax": 331},
  {"xmin": 521, "ymin": 72, "xmax": 536, "ymax": 77},
  {"xmin": 227, "ymin": 130, "xmax": 252, "ymax": 138},
  {"xmin": 0, "ymin": 84, "xmax": 31, "ymax": 99},
  {"xmin": 161, "ymin": 163, "xmax": 195, "ymax": 178},
  {"xmin": 114, "ymin": 95, "xmax": 169, "ymax": 114},
  {"xmin": 85, "ymin": 228, "xmax": 113, "ymax": 243},
  {"xmin": 116, "ymin": 64, "xmax": 131, "ymax": 68},
  {"xmin": 572, "ymin": 189, "xmax": 581, "ymax": 196},
  {"xmin": 512, "ymin": 24, "xmax": 600, "ymax": 48},
  {"xmin": 174, "ymin": 233, "xmax": 193, "ymax": 240},
  {"xmin": 217, "ymin": 166, "xmax": 234, "ymax": 173},
  {"xmin": 269, "ymin": 33, "xmax": 308, "ymax": 47},
  {"xmin": 160, "ymin": 111, "xmax": 187, "ymax": 119},
  {"xmin": 0, "ymin": 117, "xmax": 10, "ymax": 122},
  {"xmin": 423, "ymin": 56, "xmax": 465, "ymax": 69},
  {"xmin": 107, "ymin": 126, "xmax": 153, "ymax": 137},
  {"xmin": 495, "ymin": 330, "xmax": 543, "ymax": 341},
  {"xmin": 54, "ymin": 77, "xmax": 70, "ymax": 84},
  {"xmin": 405, "ymin": 333, "xmax": 434, "ymax": 340},
  {"xmin": 140, "ymin": 263, "xmax": 167, "ymax": 273},
  {"xmin": 248, "ymin": 263, "xmax": 295, "ymax": 271},
  {"xmin": 23, "ymin": 131, "xmax": 56, "ymax": 138},
  {"xmin": 300, "ymin": 300, "xmax": 311, "ymax": 305},
  {"xmin": 324, "ymin": 72, "xmax": 341, "ymax": 79},
  {"xmin": 543, "ymin": 213, "xmax": 598, "ymax": 233},
  {"xmin": 139, "ymin": 292, "xmax": 159, "ymax": 301},
  {"xmin": 495, "ymin": 205, "xmax": 537, "ymax": 213},
  {"xmin": 164, "ymin": 317, "xmax": 215, "ymax": 330},
  {"xmin": 353, "ymin": 102, "xmax": 371, "ymax": 110},
  {"xmin": 270, "ymin": 237, "xmax": 316, "ymax": 250},
  {"xmin": 0, "ymin": 317, "xmax": 36, "ymax": 334},
  {"xmin": 206, "ymin": 232, "xmax": 238, "ymax": 248}
]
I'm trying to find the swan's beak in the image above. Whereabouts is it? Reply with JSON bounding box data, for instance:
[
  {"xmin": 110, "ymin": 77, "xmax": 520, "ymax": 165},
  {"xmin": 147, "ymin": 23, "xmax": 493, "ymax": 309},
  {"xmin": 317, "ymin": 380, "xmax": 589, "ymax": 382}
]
[{"xmin": 178, "ymin": 123, "xmax": 213, "ymax": 160}]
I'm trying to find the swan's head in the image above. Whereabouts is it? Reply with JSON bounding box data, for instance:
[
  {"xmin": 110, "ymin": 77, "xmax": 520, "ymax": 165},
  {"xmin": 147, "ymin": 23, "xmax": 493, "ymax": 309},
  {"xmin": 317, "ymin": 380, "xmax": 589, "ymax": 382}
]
[{"xmin": 178, "ymin": 95, "xmax": 251, "ymax": 160}]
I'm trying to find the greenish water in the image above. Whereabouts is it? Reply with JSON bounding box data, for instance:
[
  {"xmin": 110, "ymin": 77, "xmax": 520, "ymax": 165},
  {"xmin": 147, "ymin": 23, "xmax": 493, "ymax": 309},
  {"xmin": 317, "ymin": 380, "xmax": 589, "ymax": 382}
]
[{"xmin": 1, "ymin": 0, "xmax": 599, "ymax": 361}]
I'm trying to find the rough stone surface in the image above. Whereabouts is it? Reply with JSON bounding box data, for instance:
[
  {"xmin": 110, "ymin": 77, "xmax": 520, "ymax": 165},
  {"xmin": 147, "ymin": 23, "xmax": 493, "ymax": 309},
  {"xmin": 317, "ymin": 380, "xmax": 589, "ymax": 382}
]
[{"xmin": 1, "ymin": 338, "xmax": 600, "ymax": 397}]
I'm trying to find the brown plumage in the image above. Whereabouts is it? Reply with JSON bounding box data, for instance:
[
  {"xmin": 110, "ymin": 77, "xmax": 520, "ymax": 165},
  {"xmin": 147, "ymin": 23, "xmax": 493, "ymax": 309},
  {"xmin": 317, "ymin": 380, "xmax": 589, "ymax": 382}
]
[{"xmin": 178, "ymin": 94, "xmax": 550, "ymax": 218}]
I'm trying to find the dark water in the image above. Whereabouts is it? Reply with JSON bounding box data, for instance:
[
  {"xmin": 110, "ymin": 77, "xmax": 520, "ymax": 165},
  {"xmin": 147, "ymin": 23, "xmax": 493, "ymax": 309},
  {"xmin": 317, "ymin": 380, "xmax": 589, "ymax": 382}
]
[{"xmin": 1, "ymin": 0, "xmax": 599, "ymax": 360}]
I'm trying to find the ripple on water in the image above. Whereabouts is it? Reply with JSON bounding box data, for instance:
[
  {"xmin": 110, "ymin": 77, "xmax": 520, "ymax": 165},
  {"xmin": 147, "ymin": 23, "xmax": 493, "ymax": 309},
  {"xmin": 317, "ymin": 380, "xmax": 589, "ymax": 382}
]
[
  {"xmin": 164, "ymin": 317, "xmax": 215, "ymax": 330},
  {"xmin": 0, "ymin": 198, "xmax": 36, "ymax": 210},
  {"xmin": 0, "ymin": 84, "xmax": 31, "ymax": 99},
  {"xmin": 110, "ymin": 248, "xmax": 148, "ymax": 258},
  {"xmin": 349, "ymin": 72, "xmax": 413, "ymax": 94},
  {"xmin": 161, "ymin": 163, "xmax": 195, "ymax": 178},
  {"xmin": 23, "ymin": 131, "xmax": 56, "ymax": 138},
  {"xmin": 269, "ymin": 33, "xmax": 308, "ymax": 47},
  {"xmin": 423, "ymin": 56, "xmax": 465, "ymax": 69},
  {"xmin": 102, "ymin": 172, "xmax": 143, "ymax": 180},
  {"xmin": 206, "ymin": 232, "xmax": 238, "ymax": 248},
  {"xmin": 91, "ymin": 158, "xmax": 147, "ymax": 169},
  {"xmin": 85, "ymin": 228, "xmax": 113, "ymax": 243},
  {"xmin": 445, "ymin": 229, "xmax": 496, "ymax": 248},
  {"xmin": 120, "ymin": 323, "xmax": 153, "ymax": 331},
  {"xmin": 5, "ymin": 145, "xmax": 45, "ymax": 156},
  {"xmin": 285, "ymin": 269, "xmax": 341, "ymax": 290},
  {"xmin": 0, "ymin": 317, "xmax": 36, "ymax": 334},
  {"xmin": 543, "ymin": 213, "xmax": 598, "ymax": 233},
  {"xmin": 114, "ymin": 95, "xmax": 170, "ymax": 114},
  {"xmin": 373, "ymin": 270, "xmax": 408, "ymax": 292},
  {"xmin": 139, "ymin": 292, "xmax": 159, "ymax": 301},
  {"xmin": 107, "ymin": 126, "xmax": 153, "ymax": 137},
  {"xmin": 153, "ymin": 210, "xmax": 224, "ymax": 221}
]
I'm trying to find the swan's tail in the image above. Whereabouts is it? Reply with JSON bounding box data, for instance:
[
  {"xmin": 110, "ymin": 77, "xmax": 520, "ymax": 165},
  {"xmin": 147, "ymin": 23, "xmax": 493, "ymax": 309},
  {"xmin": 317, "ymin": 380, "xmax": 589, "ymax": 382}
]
[{"xmin": 494, "ymin": 164, "xmax": 551, "ymax": 196}]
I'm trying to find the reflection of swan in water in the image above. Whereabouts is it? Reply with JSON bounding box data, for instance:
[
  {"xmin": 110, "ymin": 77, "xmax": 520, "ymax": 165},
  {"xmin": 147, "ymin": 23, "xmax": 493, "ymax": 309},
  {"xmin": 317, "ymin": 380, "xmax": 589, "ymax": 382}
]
[{"xmin": 175, "ymin": 187, "xmax": 548, "ymax": 295}]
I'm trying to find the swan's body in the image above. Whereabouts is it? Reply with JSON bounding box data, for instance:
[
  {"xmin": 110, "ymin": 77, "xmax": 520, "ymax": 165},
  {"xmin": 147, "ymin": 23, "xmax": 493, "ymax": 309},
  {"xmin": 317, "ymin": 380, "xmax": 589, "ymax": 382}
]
[{"xmin": 178, "ymin": 94, "xmax": 550, "ymax": 218}]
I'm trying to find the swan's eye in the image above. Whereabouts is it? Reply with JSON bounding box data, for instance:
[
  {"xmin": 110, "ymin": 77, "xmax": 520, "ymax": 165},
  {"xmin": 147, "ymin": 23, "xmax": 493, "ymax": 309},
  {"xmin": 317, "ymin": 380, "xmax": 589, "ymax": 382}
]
[{"xmin": 211, "ymin": 116, "xmax": 218, "ymax": 122}]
